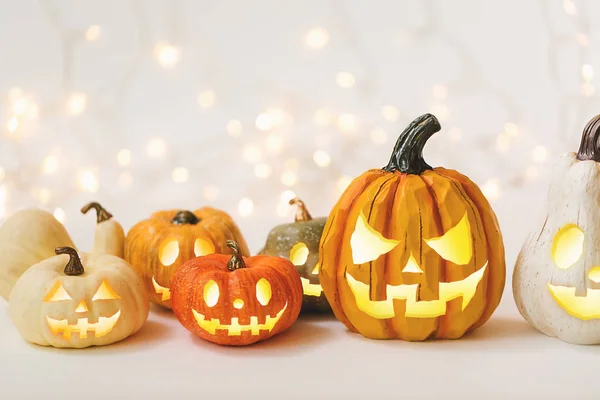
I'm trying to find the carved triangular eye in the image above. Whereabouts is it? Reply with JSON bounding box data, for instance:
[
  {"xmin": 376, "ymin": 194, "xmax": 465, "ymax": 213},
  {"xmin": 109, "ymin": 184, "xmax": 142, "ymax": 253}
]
[
  {"xmin": 351, "ymin": 211, "xmax": 400, "ymax": 264},
  {"xmin": 425, "ymin": 212, "xmax": 472, "ymax": 265},
  {"xmin": 92, "ymin": 279, "xmax": 121, "ymax": 301},
  {"xmin": 44, "ymin": 281, "xmax": 72, "ymax": 302}
]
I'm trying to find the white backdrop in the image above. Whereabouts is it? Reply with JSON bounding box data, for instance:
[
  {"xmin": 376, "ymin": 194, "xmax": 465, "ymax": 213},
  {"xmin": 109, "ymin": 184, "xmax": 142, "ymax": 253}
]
[{"xmin": 2, "ymin": 1, "xmax": 600, "ymax": 398}]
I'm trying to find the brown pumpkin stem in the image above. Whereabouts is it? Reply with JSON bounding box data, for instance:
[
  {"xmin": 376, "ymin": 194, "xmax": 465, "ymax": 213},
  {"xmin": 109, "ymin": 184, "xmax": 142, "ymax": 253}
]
[
  {"xmin": 576, "ymin": 114, "xmax": 600, "ymax": 162},
  {"xmin": 81, "ymin": 202, "xmax": 113, "ymax": 223},
  {"xmin": 172, "ymin": 210, "xmax": 200, "ymax": 225},
  {"xmin": 383, "ymin": 113, "xmax": 440, "ymax": 174},
  {"xmin": 226, "ymin": 240, "xmax": 246, "ymax": 271},
  {"xmin": 55, "ymin": 247, "xmax": 85, "ymax": 276},
  {"xmin": 289, "ymin": 197, "xmax": 313, "ymax": 222}
]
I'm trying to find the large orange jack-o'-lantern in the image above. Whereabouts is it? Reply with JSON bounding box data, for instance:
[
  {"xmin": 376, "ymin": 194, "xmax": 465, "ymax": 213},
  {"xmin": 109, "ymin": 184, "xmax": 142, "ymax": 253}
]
[{"xmin": 319, "ymin": 114, "xmax": 506, "ymax": 341}]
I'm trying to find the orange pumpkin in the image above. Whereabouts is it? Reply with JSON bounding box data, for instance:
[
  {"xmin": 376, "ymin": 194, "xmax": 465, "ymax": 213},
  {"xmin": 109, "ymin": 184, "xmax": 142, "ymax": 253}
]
[
  {"xmin": 125, "ymin": 208, "xmax": 249, "ymax": 309},
  {"xmin": 171, "ymin": 241, "xmax": 302, "ymax": 346},
  {"xmin": 319, "ymin": 113, "xmax": 505, "ymax": 341}
]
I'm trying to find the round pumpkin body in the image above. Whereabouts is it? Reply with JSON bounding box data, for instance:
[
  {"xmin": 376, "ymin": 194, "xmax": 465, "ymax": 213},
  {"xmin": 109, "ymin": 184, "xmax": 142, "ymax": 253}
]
[
  {"xmin": 9, "ymin": 247, "xmax": 149, "ymax": 348},
  {"xmin": 319, "ymin": 114, "xmax": 506, "ymax": 341},
  {"xmin": 171, "ymin": 241, "xmax": 302, "ymax": 346},
  {"xmin": 0, "ymin": 209, "xmax": 75, "ymax": 300},
  {"xmin": 260, "ymin": 198, "xmax": 331, "ymax": 313},
  {"xmin": 514, "ymin": 115, "xmax": 600, "ymax": 345},
  {"xmin": 125, "ymin": 207, "xmax": 249, "ymax": 309}
]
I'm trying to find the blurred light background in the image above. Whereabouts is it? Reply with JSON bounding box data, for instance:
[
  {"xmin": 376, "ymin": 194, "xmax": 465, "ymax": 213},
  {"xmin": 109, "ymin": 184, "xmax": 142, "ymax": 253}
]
[{"xmin": 0, "ymin": 0, "xmax": 598, "ymax": 271}]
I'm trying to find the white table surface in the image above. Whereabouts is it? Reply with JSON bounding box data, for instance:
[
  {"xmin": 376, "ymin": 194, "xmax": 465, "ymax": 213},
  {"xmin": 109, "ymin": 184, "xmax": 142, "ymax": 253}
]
[{"xmin": 2, "ymin": 187, "xmax": 600, "ymax": 399}]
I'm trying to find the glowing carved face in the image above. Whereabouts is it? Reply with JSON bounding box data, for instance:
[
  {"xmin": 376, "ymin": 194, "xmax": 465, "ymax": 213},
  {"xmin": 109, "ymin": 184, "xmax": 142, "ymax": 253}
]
[
  {"xmin": 346, "ymin": 211, "xmax": 487, "ymax": 319},
  {"xmin": 289, "ymin": 242, "xmax": 322, "ymax": 297},
  {"xmin": 192, "ymin": 278, "xmax": 287, "ymax": 336},
  {"xmin": 548, "ymin": 223, "xmax": 600, "ymax": 320},
  {"xmin": 153, "ymin": 237, "xmax": 216, "ymax": 301},
  {"xmin": 43, "ymin": 279, "xmax": 121, "ymax": 339}
]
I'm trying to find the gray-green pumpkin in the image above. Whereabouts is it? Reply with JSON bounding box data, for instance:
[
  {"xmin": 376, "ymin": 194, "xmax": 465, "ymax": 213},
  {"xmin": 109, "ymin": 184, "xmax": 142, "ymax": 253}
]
[{"xmin": 259, "ymin": 198, "xmax": 331, "ymax": 313}]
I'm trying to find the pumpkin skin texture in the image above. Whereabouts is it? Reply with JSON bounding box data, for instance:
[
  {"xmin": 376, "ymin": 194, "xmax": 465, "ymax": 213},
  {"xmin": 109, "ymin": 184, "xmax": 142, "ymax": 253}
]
[
  {"xmin": 0, "ymin": 209, "xmax": 76, "ymax": 300},
  {"xmin": 514, "ymin": 115, "xmax": 600, "ymax": 345},
  {"xmin": 81, "ymin": 202, "xmax": 125, "ymax": 258},
  {"xmin": 171, "ymin": 241, "xmax": 302, "ymax": 346},
  {"xmin": 9, "ymin": 247, "xmax": 149, "ymax": 348},
  {"xmin": 259, "ymin": 198, "xmax": 331, "ymax": 313},
  {"xmin": 125, "ymin": 207, "xmax": 249, "ymax": 309},
  {"xmin": 319, "ymin": 114, "xmax": 506, "ymax": 341}
]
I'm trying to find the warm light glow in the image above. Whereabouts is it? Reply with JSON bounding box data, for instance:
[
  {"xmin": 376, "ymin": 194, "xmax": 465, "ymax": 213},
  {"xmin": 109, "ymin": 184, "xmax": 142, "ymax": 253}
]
[
  {"xmin": 78, "ymin": 170, "xmax": 99, "ymax": 193},
  {"xmin": 47, "ymin": 310, "xmax": 120, "ymax": 339},
  {"xmin": 66, "ymin": 92, "xmax": 87, "ymax": 116},
  {"xmin": 346, "ymin": 263, "xmax": 487, "ymax": 319},
  {"xmin": 203, "ymin": 280, "xmax": 219, "ymax": 307},
  {"xmin": 532, "ymin": 145, "xmax": 548, "ymax": 162},
  {"xmin": 381, "ymin": 105, "xmax": 399, "ymax": 121},
  {"xmin": 265, "ymin": 134, "xmax": 284, "ymax": 153},
  {"xmin": 351, "ymin": 211, "xmax": 400, "ymax": 264},
  {"xmin": 233, "ymin": 298, "xmax": 245, "ymax": 309},
  {"xmin": 85, "ymin": 25, "xmax": 101, "ymax": 41},
  {"xmin": 7, "ymin": 116, "xmax": 18, "ymax": 133},
  {"xmin": 159, "ymin": 240, "xmax": 180, "ymax": 266},
  {"xmin": 505, "ymin": 122, "xmax": 519, "ymax": 137},
  {"xmin": 481, "ymin": 179, "xmax": 501, "ymax": 201},
  {"xmin": 197, "ymin": 90, "xmax": 216, "ymax": 108},
  {"xmin": 154, "ymin": 41, "xmax": 180, "ymax": 68},
  {"xmin": 42, "ymin": 155, "xmax": 59, "ymax": 175},
  {"xmin": 370, "ymin": 127, "xmax": 387, "ymax": 144},
  {"xmin": 305, "ymin": 27, "xmax": 329, "ymax": 49},
  {"xmin": 289, "ymin": 242, "xmax": 309, "ymax": 266},
  {"xmin": 313, "ymin": 150, "xmax": 331, "ymax": 167},
  {"xmin": 425, "ymin": 212, "xmax": 472, "ymax": 265},
  {"xmin": 117, "ymin": 149, "xmax": 131, "ymax": 166},
  {"xmin": 548, "ymin": 284, "xmax": 600, "ymax": 320},
  {"xmin": 312, "ymin": 263, "xmax": 320, "ymax": 274},
  {"xmin": 402, "ymin": 254, "xmax": 424, "ymax": 273},
  {"xmin": 171, "ymin": 167, "xmax": 189, "ymax": 183},
  {"xmin": 314, "ymin": 108, "xmax": 332, "ymax": 126},
  {"xmin": 226, "ymin": 119, "xmax": 243, "ymax": 137},
  {"xmin": 53, "ymin": 208, "xmax": 66, "ymax": 223},
  {"xmin": 256, "ymin": 278, "xmax": 272, "ymax": 306},
  {"xmin": 192, "ymin": 303, "xmax": 287, "ymax": 336},
  {"xmin": 75, "ymin": 301, "xmax": 89, "ymax": 313},
  {"xmin": 336, "ymin": 71, "xmax": 356, "ymax": 88},
  {"xmin": 281, "ymin": 171, "xmax": 297, "ymax": 187},
  {"xmin": 449, "ymin": 127, "xmax": 462, "ymax": 141},
  {"xmin": 254, "ymin": 163, "xmax": 272, "ymax": 178},
  {"xmin": 92, "ymin": 279, "xmax": 121, "ymax": 300},
  {"xmin": 255, "ymin": 112, "xmax": 274, "ymax": 131},
  {"xmin": 238, "ymin": 198, "xmax": 254, "ymax": 217},
  {"xmin": 152, "ymin": 276, "xmax": 171, "ymax": 301},
  {"xmin": 242, "ymin": 145, "xmax": 262, "ymax": 164},
  {"xmin": 44, "ymin": 281, "xmax": 72, "ymax": 302},
  {"xmin": 589, "ymin": 267, "xmax": 600, "ymax": 283},
  {"xmin": 337, "ymin": 113, "xmax": 357, "ymax": 133},
  {"xmin": 194, "ymin": 238, "xmax": 215, "ymax": 257},
  {"xmin": 284, "ymin": 158, "xmax": 299, "ymax": 171},
  {"xmin": 146, "ymin": 137, "xmax": 167, "ymax": 158},
  {"xmin": 552, "ymin": 224, "xmax": 584, "ymax": 270}
]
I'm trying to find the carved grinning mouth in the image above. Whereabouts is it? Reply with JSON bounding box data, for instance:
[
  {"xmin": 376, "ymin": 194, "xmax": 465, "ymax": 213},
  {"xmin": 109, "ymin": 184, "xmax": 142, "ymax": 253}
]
[
  {"xmin": 300, "ymin": 278, "xmax": 323, "ymax": 297},
  {"xmin": 152, "ymin": 276, "xmax": 171, "ymax": 301},
  {"xmin": 46, "ymin": 310, "xmax": 121, "ymax": 339},
  {"xmin": 346, "ymin": 263, "xmax": 487, "ymax": 319},
  {"xmin": 192, "ymin": 303, "xmax": 288, "ymax": 336},
  {"xmin": 547, "ymin": 284, "xmax": 600, "ymax": 320}
]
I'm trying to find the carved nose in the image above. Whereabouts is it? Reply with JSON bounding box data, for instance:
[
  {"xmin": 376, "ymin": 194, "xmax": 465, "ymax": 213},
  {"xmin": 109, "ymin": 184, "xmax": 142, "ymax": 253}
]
[
  {"xmin": 589, "ymin": 267, "xmax": 600, "ymax": 283},
  {"xmin": 75, "ymin": 300, "xmax": 89, "ymax": 313}
]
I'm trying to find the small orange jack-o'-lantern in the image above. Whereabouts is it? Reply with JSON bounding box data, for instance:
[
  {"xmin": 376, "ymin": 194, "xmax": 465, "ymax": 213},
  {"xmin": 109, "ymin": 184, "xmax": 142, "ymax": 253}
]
[
  {"xmin": 319, "ymin": 114, "xmax": 506, "ymax": 341},
  {"xmin": 9, "ymin": 247, "xmax": 149, "ymax": 348},
  {"xmin": 171, "ymin": 241, "xmax": 303, "ymax": 346},
  {"xmin": 125, "ymin": 207, "xmax": 249, "ymax": 309}
]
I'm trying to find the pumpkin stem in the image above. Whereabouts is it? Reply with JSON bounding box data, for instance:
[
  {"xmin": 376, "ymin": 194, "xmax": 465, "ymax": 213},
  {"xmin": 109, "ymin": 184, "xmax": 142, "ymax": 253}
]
[
  {"xmin": 56, "ymin": 247, "xmax": 85, "ymax": 276},
  {"xmin": 226, "ymin": 240, "xmax": 246, "ymax": 271},
  {"xmin": 172, "ymin": 210, "xmax": 200, "ymax": 225},
  {"xmin": 383, "ymin": 113, "xmax": 441, "ymax": 174},
  {"xmin": 576, "ymin": 114, "xmax": 600, "ymax": 162},
  {"xmin": 289, "ymin": 197, "xmax": 313, "ymax": 222},
  {"xmin": 81, "ymin": 202, "xmax": 113, "ymax": 223}
]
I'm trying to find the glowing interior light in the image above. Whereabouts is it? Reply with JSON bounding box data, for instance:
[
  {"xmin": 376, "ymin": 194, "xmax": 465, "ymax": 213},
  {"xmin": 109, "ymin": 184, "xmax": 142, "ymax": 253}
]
[
  {"xmin": 256, "ymin": 278, "xmax": 272, "ymax": 306},
  {"xmin": 92, "ymin": 279, "xmax": 121, "ymax": 300},
  {"xmin": 345, "ymin": 263, "xmax": 487, "ymax": 319},
  {"xmin": 425, "ymin": 213, "xmax": 472, "ymax": 265},
  {"xmin": 300, "ymin": 278, "xmax": 323, "ymax": 297},
  {"xmin": 552, "ymin": 224, "xmax": 584, "ymax": 270},
  {"xmin": 402, "ymin": 254, "xmax": 423, "ymax": 273},
  {"xmin": 548, "ymin": 284, "xmax": 600, "ymax": 320},
  {"xmin": 311, "ymin": 263, "xmax": 320, "ymax": 274},
  {"xmin": 289, "ymin": 243, "xmax": 309, "ymax": 266},
  {"xmin": 233, "ymin": 298, "xmax": 244, "ymax": 309},
  {"xmin": 194, "ymin": 238, "xmax": 215, "ymax": 257},
  {"xmin": 159, "ymin": 240, "xmax": 180, "ymax": 266},
  {"xmin": 47, "ymin": 310, "xmax": 120, "ymax": 339},
  {"xmin": 351, "ymin": 211, "xmax": 400, "ymax": 264},
  {"xmin": 203, "ymin": 280, "xmax": 219, "ymax": 307},
  {"xmin": 589, "ymin": 267, "xmax": 600, "ymax": 283},
  {"xmin": 44, "ymin": 281, "xmax": 72, "ymax": 302},
  {"xmin": 152, "ymin": 276, "xmax": 170, "ymax": 301},
  {"xmin": 75, "ymin": 301, "xmax": 89, "ymax": 313},
  {"xmin": 193, "ymin": 303, "xmax": 287, "ymax": 336}
]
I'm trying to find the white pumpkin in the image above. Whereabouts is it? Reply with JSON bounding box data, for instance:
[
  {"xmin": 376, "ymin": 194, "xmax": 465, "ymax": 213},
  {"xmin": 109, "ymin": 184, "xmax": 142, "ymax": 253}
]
[
  {"xmin": 9, "ymin": 246, "xmax": 149, "ymax": 348},
  {"xmin": 0, "ymin": 209, "xmax": 75, "ymax": 300},
  {"xmin": 514, "ymin": 114, "xmax": 600, "ymax": 344},
  {"xmin": 81, "ymin": 202, "xmax": 125, "ymax": 258}
]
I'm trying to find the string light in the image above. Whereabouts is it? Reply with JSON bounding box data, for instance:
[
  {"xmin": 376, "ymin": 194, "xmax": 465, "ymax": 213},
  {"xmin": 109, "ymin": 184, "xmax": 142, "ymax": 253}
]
[
  {"xmin": 85, "ymin": 25, "xmax": 101, "ymax": 42},
  {"xmin": 154, "ymin": 41, "xmax": 180, "ymax": 68},
  {"xmin": 66, "ymin": 92, "xmax": 87, "ymax": 116},
  {"xmin": 314, "ymin": 108, "xmax": 333, "ymax": 126},
  {"xmin": 254, "ymin": 163, "xmax": 272, "ymax": 178},
  {"xmin": 582, "ymin": 64, "xmax": 594, "ymax": 81},
  {"xmin": 78, "ymin": 170, "xmax": 99, "ymax": 193},
  {"xmin": 265, "ymin": 134, "xmax": 284, "ymax": 153},
  {"xmin": 226, "ymin": 119, "xmax": 243, "ymax": 137},
  {"xmin": 381, "ymin": 105, "xmax": 399, "ymax": 121},
  {"xmin": 481, "ymin": 179, "xmax": 501, "ymax": 201},
  {"xmin": 42, "ymin": 155, "xmax": 59, "ymax": 175},
  {"xmin": 532, "ymin": 145, "xmax": 548, "ymax": 162},
  {"xmin": 255, "ymin": 112, "xmax": 274, "ymax": 131},
  {"xmin": 171, "ymin": 167, "xmax": 189, "ymax": 183},
  {"xmin": 146, "ymin": 138, "xmax": 167, "ymax": 158},
  {"xmin": 336, "ymin": 72, "xmax": 356, "ymax": 88},
  {"xmin": 304, "ymin": 27, "xmax": 330, "ymax": 49},
  {"xmin": 313, "ymin": 150, "xmax": 331, "ymax": 167},
  {"xmin": 117, "ymin": 149, "xmax": 131, "ymax": 166},
  {"xmin": 337, "ymin": 113, "xmax": 357, "ymax": 133},
  {"xmin": 53, "ymin": 208, "xmax": 65, "ymax": 223},
  {"xmin": 238, "ymin": 198, "xmax": 254, "ymax": 217},
  {"xmin": 197, "ymin": 90, "xmax": 216, "ymax": 108}
]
